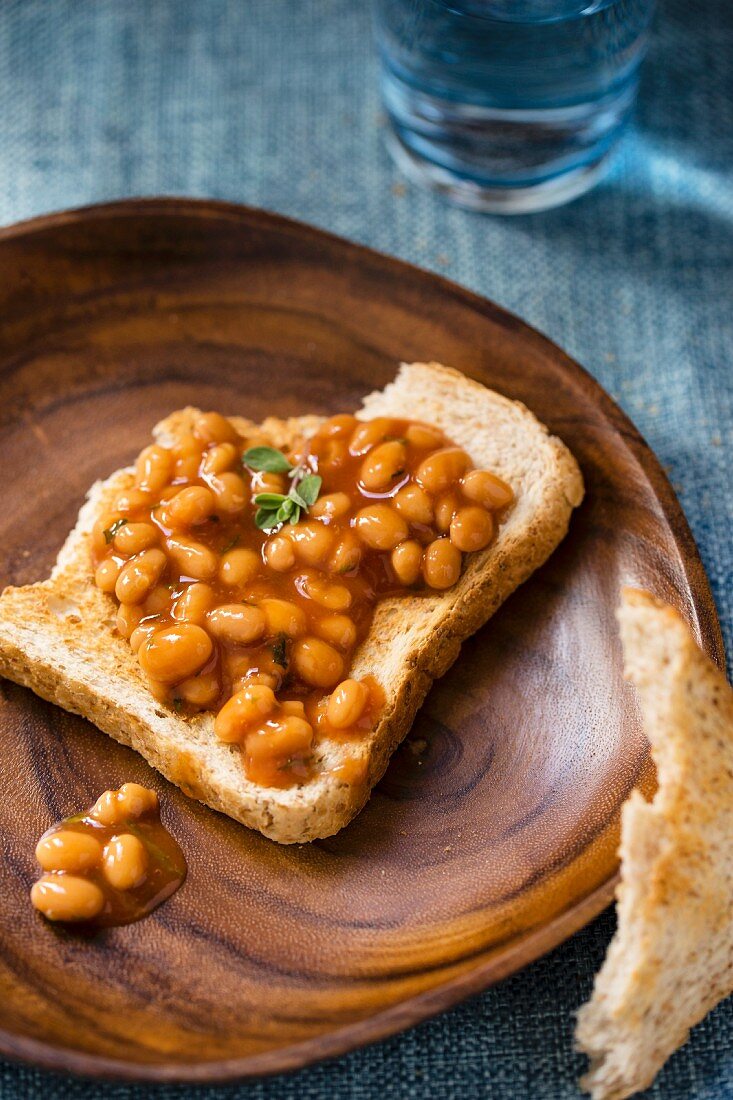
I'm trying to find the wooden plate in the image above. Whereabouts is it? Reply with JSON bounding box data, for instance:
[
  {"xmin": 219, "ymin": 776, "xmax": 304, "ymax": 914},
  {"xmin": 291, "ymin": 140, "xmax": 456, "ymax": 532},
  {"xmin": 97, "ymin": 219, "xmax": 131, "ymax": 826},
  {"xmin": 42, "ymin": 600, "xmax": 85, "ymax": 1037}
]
[{"xmin": 0, "ymin": 200, "xmax": 722, "ymax": 1082}]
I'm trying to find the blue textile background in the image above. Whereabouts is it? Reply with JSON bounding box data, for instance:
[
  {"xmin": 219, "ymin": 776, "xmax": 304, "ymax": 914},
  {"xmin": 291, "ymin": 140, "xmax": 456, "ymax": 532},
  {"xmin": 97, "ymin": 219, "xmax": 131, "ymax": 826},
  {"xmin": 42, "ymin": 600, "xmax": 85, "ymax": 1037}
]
[{"xmin": 0, "ymin": 1, "xmax": 730, "ymax": 1097}]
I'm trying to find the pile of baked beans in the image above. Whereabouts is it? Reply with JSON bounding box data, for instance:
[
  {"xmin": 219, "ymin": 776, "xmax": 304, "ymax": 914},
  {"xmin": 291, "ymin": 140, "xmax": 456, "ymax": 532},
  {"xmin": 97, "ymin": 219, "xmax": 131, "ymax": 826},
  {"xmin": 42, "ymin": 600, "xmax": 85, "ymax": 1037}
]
[
  {"xmin": 92, "ymin": 410, "xmax": 513, "ymax": 787},
  {"xmin": 30, "ymin": 784, "xmax": 186, "ymax": 925}
]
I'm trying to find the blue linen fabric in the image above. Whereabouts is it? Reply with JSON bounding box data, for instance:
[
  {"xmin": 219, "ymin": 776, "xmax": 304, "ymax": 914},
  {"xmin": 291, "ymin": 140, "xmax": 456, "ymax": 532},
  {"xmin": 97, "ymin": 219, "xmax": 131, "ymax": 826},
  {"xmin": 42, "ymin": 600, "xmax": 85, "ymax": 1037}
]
[{"xmin": 0, "ymin": 1, "xmax": 730, "ymax": 1097}]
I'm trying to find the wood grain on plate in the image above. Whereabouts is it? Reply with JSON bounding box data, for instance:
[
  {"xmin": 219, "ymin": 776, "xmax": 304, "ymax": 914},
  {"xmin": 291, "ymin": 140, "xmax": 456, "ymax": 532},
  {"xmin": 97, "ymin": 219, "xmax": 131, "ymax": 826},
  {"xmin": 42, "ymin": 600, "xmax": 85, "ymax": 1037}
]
[{"xmin": 0, "ymin": 200, "xmax": 722, "ymax": 1082}]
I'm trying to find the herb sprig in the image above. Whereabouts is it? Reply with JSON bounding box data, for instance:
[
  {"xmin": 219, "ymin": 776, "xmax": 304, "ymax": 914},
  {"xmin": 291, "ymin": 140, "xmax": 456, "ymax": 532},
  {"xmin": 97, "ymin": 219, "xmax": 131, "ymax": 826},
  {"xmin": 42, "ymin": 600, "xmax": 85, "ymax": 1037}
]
[
  {"xmin": 271, "ymin": 633, "xmax": 289, "ymax": 669},
  {"xmin": 242, "ymin": 446, "xmax": 322, "ymax": 532},
  {"xmin": 103, "ymin": 518, "xmax": 128, "ymax": 544}
]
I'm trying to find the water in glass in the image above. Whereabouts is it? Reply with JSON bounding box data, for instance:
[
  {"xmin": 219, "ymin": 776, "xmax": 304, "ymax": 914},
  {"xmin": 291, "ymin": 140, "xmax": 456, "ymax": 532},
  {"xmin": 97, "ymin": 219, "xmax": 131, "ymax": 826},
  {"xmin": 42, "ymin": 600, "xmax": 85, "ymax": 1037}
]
[{"xmin": 374, "ymin": 0, "xmax": 656, "ymax": 212}]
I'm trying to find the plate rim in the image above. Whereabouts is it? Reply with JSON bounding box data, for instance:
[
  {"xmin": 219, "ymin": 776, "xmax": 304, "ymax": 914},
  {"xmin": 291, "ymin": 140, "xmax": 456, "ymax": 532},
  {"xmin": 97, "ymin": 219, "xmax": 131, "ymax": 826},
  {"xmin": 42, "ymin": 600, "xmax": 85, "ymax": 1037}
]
[{"xmin": 0, "ymin": 197, "xmax": 723, "ymax": 1082}]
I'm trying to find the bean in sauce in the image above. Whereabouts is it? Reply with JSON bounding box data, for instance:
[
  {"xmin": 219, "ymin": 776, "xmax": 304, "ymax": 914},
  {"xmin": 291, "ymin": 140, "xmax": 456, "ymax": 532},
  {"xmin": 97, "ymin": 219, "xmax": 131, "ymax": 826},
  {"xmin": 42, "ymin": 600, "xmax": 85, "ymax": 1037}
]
[{"xmin": 30, "ymin": 784, "xmax": 186, "ymax": 927}]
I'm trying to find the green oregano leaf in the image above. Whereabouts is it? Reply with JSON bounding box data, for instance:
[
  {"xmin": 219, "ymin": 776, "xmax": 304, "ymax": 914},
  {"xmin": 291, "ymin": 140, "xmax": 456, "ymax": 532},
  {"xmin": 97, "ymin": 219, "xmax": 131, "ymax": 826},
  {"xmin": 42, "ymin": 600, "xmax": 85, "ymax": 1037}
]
[
  {"xmin": 296, "ymin": 474, "xmax": 322, "ymax": 506},
  {"xmin": 248, "ymin": 453, "xmax": 323, "ymax": 534},
  {"xmin": 279, "ymin": 501, "xmax": 299, "ymax": 524},
  {"xmin": 255, "ymin": 507, "xmax": 279, "ymax": 531},
  {"xmin": 253, "ymin": 492, "xmax": 288, "ymax": 508},
  {"xmin": 242, "ymin": 446, "xmax": 293, "ymax": 474}
]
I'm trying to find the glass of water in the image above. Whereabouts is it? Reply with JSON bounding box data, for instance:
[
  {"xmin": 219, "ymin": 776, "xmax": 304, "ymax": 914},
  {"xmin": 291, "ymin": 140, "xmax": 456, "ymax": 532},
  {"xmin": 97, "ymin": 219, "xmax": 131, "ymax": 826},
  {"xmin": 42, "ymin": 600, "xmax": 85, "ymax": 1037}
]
[{"xmin": 373, "ymin": 0, "xmax": 656, "ymax": 213}]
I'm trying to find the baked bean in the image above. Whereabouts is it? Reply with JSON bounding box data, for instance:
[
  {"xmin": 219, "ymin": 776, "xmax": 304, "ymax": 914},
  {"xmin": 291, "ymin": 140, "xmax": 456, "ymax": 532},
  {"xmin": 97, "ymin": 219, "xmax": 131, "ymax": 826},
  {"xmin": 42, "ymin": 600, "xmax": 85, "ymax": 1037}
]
[
  {"xmin": 103, "ymin": 833, "xmax": 148, "ymax": 891},
  {"xmin": 317, "ymin": 414, "xmax": 358, "ymax": 439},
  {"xmin": 360, "ymin": 440, "xmax": 407, "ymax": 492},
  {"xmin": 314, "ymin": 614, "xmax": 358, "ymax": 651},
  {"xmin": 116, "ymin": 783, "xmax": 158, "ymax": 818},
  {"xmin": 415, "ymin": 447, "xmax": 470, "ymax": 495},
  {"xmin": 92, "ymin": 515, "xmax": 118, "ymax": 556},
  {"xmin": 214, "ymin": 684, "xmax": 277, "ymax": 742},
  {"xmin": 91, "ymin": 790, "xmax": 124, "ymax": 826},
  {"xmin": 114, "ymin": 521, "xmax": 159, "ymax": 555},
  {"xmin": 461, "ymin": 469, "xmax": 514, "ymax": 510},
  {"xmin": 314, "ymin": 441, "xmax": 347, "ymax": 476},
  {"xmin": 304, "ymin": 574, "xmax": 352, "ymax": 611},
  {"xmin": 250, "ymin": 470, "xmax": 287, "ymax": 495},
  {"xmin": 225, "ymin": 648, "xmax": 256, "ymax": 682},
  {"xmin": 207, "ymin": 603, "xmax": 266, "ymax": 645},
  {"xmin": 243, "ymin": 434, "xmax": 270, "ymax": 451},
  {"xmin": 260, "ymin": 597, "xmax": 307, "ymax": 638},
  {"xmin": 138, "ymin": 623, "xmax": 213, "ymax": 683},
  {"xmin": 289, "ymin": 521, "xmax": 334, "ymax": 565},
  {"xmin": 201, "ymin": 442, "xmax": 238, "ymax": 476},
  {"xmin": 35, "ymin": 830, "xmax": 102, "ymax": 873},
  {"xmin": 165, "ymin": 535, "xmax": 218, "ymax": 581},
  {"xmin": 328, "ymin": 532, "xmax": 362, "ymax": 574},
  {"xmin": 193, "ymin": 411, "xmax": 238, "ymax": 445},
  {"xmin": 129, "ymin": 622, "xmax": 158, "ymax": 654},
  {"xmin": 245, "ymin": 715, "xmax": 313, "ymax": 761},
  {"xmin": 172, "ymin": 432, "xmax": 204, "ymax": 460},
  {"xmin": 391, "ymin": 540, "xmax": 423, "ymax": 585},
  {"xmin": 114, "ymin": 487, "xmax": 152, "ymax": 516},
  {"xmin": 172, "ymin": 582, "xmax": 215, "ymax": 624},
  {"xmin": 393, "ymin": 483, "xmax": 434, "ymax": 526},
  {"xmin": 291, "ymin": 637, "xmax": 344, "ymax": 688},
  {"xmin": 405, "ymin": 423, "xmax": 445, "ymax": 450},
  {"xmin": 254, "ymin": 649, "xmax": 284, "ymax": 684},
  {"xmin": 178, "ymin": 671, "xmax": 220, "ymax": 708},
  {"xmin": 95, "ymin": 556, "xmax": 123, "ymax": 593},
  {"xmin": 281, "ymin": 700, "xmax": 306, "ymax": 718},
  {"xmin": 147, "ymin": 678, "xmax": 173, "ymax": 704},
  {"xmin": 115, "ymin": 548, "xmax": 167, "ymax": 605},
  {"xmin": 143, "ymin": 585, "xmax": 172, "ymax": 616},
  {"xmin": 310, "ymin": 492, "xmax": 351, "ymax": 521},
  {"xmin": 423, "ymin": 538, "xmax": 462, "ymax": 590},
  {"xmin": 166, "ymin": 486, "xmax": 216, "ymax": 528},
  {"xmin": 31, "ymin": 874, "xmax": 105, "ymax": 922},
  {"xmin": 172, "ymin": 433, "xmax": 205, "ymax": 479},
  {"xmin": 327, "ymin": 679, "xmax": 370, "ymax": 729},
  {"xmin": 135, "ymin": 445, "xmax": 173, "ymax": 495},
  {"xmin": 349, "ymin": 417, "xmax": 394, "ymax": 456},
  {"xmin": 173, "ymin": 453, "xmax": 201, "ymax": 482},
  {"xmin": 434, "ymin": 493, "xmax": 459, "ymax": 533},
  {"xmin": 449, "ymin": 506, "xmax": 495, "ymax": 552},
  {"xmin": 354, "ymin": 504, "xmax": 408, "ymax": 550},
  {"xmin": 217, "ymin": 548, "xmax": 259, "ymax": 587},
  {"xmin": 264, "ymin": 535, "xmax": 296, "ymax": 572},
  {"xmin": 116, "ymin": 602, "xmax": 144, "ymax": 639},
  {"xmin": 237, "ymin": 670, "xmax": 281, "ymax": 692},
  {"xmin": 210, "ymin": 471, "xmax": 247, "ymax": 514}
]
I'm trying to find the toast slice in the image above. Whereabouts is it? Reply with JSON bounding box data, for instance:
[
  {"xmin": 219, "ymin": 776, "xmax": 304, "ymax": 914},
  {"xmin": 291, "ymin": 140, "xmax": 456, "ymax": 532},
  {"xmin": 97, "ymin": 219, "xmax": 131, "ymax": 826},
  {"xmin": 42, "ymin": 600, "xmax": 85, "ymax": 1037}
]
[
  {"xmin": 0, "ymin": 362, "xmax": 583, "ymax": 843},
  {"xmin": 576, "ymin": 588, "xmax": 733, "ymax": 1099}
]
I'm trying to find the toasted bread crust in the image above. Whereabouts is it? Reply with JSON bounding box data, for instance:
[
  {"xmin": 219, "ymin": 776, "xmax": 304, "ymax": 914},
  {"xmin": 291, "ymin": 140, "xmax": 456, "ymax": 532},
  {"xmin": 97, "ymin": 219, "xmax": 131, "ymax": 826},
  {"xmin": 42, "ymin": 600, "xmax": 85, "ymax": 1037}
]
[
  {"xmin": 576, "ymin": 588, "xmax": 733, "ymax": 1100},
  {"xmin": 0, "ymin": 362, "xmax": 584, "ymax": 842}
]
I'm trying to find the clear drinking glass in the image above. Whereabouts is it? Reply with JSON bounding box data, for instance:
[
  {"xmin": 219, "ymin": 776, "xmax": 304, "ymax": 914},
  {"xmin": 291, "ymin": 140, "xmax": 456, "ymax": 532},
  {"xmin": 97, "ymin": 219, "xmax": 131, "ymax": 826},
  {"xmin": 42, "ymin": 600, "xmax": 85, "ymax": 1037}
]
[{"xmin": 374, "ymin": 0, "xmax": 656, "ymax": 213}]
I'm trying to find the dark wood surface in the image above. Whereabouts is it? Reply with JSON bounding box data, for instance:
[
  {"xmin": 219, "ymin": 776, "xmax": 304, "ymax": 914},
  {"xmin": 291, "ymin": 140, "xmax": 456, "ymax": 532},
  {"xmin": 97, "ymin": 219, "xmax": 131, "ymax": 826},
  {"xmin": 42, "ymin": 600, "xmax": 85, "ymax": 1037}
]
[{"xmin": 0, "ymin": 200, "xmax": 722, "ymax": 1082}]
